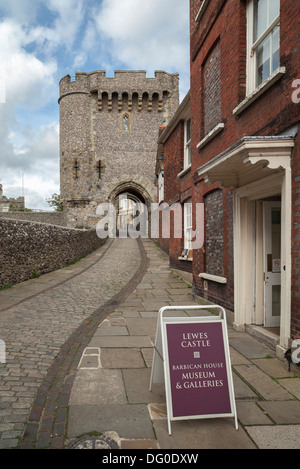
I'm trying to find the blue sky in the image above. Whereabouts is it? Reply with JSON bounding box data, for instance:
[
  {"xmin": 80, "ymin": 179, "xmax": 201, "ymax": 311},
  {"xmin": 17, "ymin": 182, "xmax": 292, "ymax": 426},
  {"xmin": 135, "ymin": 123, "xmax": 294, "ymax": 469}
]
[{"xmin": 0, "ymin": 0, "xmax": 190, "ymax": 209}]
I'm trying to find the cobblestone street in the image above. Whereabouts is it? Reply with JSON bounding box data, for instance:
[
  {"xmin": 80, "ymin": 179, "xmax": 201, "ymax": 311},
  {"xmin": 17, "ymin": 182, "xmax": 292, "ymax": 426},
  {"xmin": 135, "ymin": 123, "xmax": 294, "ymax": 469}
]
[{"xmin": 0, "ymin": 238, "xmax": 144, "ymax": 449}]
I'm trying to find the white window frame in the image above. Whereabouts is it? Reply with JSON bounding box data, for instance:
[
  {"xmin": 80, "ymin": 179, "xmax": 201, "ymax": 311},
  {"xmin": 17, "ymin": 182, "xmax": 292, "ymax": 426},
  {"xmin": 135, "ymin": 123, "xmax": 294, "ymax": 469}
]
[
  {"xmin": 184, "ymin": 202, "xmax": 193, "ymax": 250},
  {"xmin": 195, "ymin": 0, "xmax": 209, "ymax": 22},
  {"xmin": 184, "ymin": 119, "xmax": 191, "ymax": 170},
  {"xmin": 158, "ymin": 171, "xmax": 164, "ymax": 203},
  {"xmin": 246, "ymin": 0, "xmax": 280, "ymax": 95}
]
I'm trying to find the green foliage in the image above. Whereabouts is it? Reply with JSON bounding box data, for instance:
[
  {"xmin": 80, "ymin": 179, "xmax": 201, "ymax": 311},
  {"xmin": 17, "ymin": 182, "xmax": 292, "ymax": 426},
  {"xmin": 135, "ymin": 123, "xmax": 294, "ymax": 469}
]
[{"xmin": 46, "ymin": 193, "xmax": 63, "ymax": 212}]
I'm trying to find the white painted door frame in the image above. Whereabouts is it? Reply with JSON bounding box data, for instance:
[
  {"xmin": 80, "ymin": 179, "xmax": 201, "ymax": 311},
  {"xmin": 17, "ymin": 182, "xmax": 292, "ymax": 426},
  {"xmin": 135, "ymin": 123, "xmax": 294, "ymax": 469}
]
[{"xmin": 233, "ymin": 169, "xmax": 292, "ymax": 349}]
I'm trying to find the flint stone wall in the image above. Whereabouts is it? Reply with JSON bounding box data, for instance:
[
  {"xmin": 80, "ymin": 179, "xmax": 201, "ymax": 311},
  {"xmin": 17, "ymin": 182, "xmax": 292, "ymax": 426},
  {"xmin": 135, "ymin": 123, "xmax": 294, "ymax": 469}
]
[
  {"xmin": 0, "ymin": 211, "xmax": 67, "ymax": 226},
  {"xmin": 0, "ymin": 218, "xmax": 105, "ymax": 288}
]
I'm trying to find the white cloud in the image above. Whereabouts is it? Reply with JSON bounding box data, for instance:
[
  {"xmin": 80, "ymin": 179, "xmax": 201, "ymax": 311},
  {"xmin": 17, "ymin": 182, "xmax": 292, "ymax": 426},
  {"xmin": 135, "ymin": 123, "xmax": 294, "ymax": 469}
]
[
  {"xmin": 43, "ymin": 0, "xmax": 86, "ymax": 51},
  {"xmin": 0, "ymin": 15, "xmax": 59, "ymax": 207},
  {"xmin": 94, "ymin": 0, "xmax": 190, "ymax": 77},
  {"xmin": 0, "ymin": 20, "xmax": 57, "ymax": 109},
  {"xmin": 1, "ymin": 121, "xmax": 60, "ymax": 209},
  {"xmin": 0, "ymin": 0, "xmax": 41, "ymax": 23}
]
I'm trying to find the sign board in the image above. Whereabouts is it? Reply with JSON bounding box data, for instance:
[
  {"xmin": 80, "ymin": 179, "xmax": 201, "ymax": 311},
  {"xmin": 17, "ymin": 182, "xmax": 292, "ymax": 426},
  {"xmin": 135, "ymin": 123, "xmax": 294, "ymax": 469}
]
[
  {"xmin": 150, "ymin": 305, "xmax": 238, "ymax": 434},
  {"xmin": 272, "ymin": 259, "xmax": 281, "ymax": 273}
]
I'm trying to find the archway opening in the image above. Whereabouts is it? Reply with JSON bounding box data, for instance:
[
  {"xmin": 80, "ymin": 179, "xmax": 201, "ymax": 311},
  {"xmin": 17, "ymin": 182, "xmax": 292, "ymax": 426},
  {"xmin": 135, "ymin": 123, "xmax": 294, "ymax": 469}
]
[{"xmin": 109, "ymin": 183, "xmax": 152, "ymax": 238}]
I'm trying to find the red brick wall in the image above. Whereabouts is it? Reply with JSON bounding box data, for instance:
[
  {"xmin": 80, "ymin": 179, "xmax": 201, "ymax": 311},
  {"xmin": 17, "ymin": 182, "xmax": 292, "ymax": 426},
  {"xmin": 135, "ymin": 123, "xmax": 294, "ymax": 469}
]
[
  {"xmin": 190, "ymin": 0, "xmax": 300, "ymax": 334},
  {"xmin": 203, "ymin": 40, "xmax": 221, "ymax": 136},
  {"xmin": 163, "ymin": 122, "xmax": 183, "ymax": 204},
  {"xmin": 158, "ymin": 120, "xmax": 193, "ymax": 274},
  {"xmin": 192, "ymin": 183, "xmax": 234, "ymax": 311},
  {"xmin": 191, "ymin": 0, "xmax": 300, "ymax": 160},
  {"xmin": 291, "ymin": 135, "xmax": 300, "ymax": 340}
]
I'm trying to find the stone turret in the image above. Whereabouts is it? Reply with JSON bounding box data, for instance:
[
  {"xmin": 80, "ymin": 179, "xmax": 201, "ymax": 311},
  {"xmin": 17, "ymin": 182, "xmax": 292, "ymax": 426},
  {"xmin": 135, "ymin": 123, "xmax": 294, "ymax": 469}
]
[
  {"xmin": 59, "ymin": 70, "xmax": 179, "ymax": 227},
  {"xmin": 0, "ymin": 185, "xmax": 25, "ymax": 212}
]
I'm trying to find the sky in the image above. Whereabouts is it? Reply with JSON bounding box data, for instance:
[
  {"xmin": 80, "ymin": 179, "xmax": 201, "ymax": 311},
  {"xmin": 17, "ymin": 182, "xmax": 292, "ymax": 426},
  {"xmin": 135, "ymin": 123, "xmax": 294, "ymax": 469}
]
[{"xmin": 0, "ymin": 0, "xmax": 190, "ymax": 210}]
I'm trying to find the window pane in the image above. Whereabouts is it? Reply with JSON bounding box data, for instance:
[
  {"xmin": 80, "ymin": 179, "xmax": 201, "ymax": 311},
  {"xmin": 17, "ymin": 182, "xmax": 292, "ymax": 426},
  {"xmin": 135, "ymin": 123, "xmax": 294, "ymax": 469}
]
[
  {"xmin": 272, "ymin": 23, "xmax": 280, "ymax": 72},
  {"xmin": 254, "ymin": 0, "xmax": 268, "ymax": 41},
  {"xmin": 269, "ymin": 0, "xmax": 280, "ymax": 25},
  {"xmin": 256, "ymin": 34, "xmax": 271, "ymax": 86},
  {"xmin": 254, "ymin": 0, "xmax": 280, "ymax": 41},
  {"xmin": 184, "ymin": 203, "xmax": 193, "ymax": 249},
  {"xmin": 123, "ymin": 115, "xmax": 129, "ymax": 131},
  {"xmin": 272, "ymin": 285, "xmax": 281, "ymax": 316},
  {"xmin": 186, "ymin": 119, "xmax": 191, "ymax": 142},
  {"xmin": 187, "ymin": 144, "xmax": 191, "ymax": 166}
]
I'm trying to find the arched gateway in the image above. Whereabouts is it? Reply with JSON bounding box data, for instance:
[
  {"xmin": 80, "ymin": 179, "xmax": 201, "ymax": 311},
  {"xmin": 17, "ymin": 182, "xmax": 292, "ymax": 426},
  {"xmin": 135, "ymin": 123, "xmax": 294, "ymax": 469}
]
[
  {"xmin": 109, "ymin": 181, "xmax": 153, "ymax": 237},
  {"xmin": 58, "ymin": 70, "xmax": 179, "ymax": 229}
]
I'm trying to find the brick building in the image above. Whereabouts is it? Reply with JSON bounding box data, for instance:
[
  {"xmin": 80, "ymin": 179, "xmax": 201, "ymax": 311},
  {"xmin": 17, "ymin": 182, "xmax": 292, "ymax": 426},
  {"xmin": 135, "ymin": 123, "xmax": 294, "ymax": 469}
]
[
  {"xmin": 59, "ymin": 70, "xmax": 179, "ymax": 228},
  {"xmin": 156, "ymin": 92, "xmax": 194, "ymax": 283},
  {"xmin": 159, "ymin": 0, "xmax": 300, "ymax": 358}
]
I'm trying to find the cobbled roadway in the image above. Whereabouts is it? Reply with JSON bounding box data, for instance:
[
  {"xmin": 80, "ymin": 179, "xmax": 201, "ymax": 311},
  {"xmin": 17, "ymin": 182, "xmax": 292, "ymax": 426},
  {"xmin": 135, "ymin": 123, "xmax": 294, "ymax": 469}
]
[{"xmin": 0, "ymin": 238, "xmax": 143, "ymax": 448}]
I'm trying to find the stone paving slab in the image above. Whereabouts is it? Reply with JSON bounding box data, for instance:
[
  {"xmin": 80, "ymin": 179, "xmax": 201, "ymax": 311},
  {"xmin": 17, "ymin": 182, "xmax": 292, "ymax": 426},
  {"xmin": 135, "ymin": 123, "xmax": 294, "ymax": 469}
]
[
  {"xmin": 125, "ymin": 317, "xmax": 158, "ymax": 336},
  {"xmin": 122, "ymin": 369, "xmax": 165, "ymax": 404},
  {"xmin": 229, "ymin": 336, "xmax": 276, "ymax": 359},
  {"xmin": 251, "ymin": 357, "xmax": 295, "ymax": 378},
  {"xmin": 90, "ymin": 335, "xmax": 153, "ymax": 348},
  {"xmin": 236, "ymin": 401, "xmax": 272, "ymax": 425},
  {"xmin": 232, "ymin": 372, "xmax": 258, "ymax": 400},
  {"xmin": 277, "ymin": 377, "xmax": 300, "ymax": 400},
  {"xmin": 246, "ymin": 425, "xmax": 300, "ymax": 449},
  {"xmin": 234, "ymin": 364, "xmax": 293, "ymax": 400},
  {"xmin": 94, "ymin": 326, "xmax": 129, "ymax": 336},
  {"xmin": 69, "ymin": 369, "xmax": 127, "ymax": 405},
  {"xmin": 153, "ymin": 418, "xmax": 256, "ymax": 450},
  {"xmin": 230, "ymin": 346, "xmax": 252, "ymax": 365},
  {"xmin": 142, "ymin": 347, "xmax": 154, "ymax": 367},
  {"xmin": 120, "ymin": 439, "xmax": 159, "ymax": 449},
  {"xmin": 100, "ymin": 348, "xmax": 145, "ymax": 368},
  {"xmin": 68, "ymin": 404, "xmax": 155, "ymax": 440},
  {"xmin": 259, "ymin": 400, "xmax": 300, "ymax": 424}
]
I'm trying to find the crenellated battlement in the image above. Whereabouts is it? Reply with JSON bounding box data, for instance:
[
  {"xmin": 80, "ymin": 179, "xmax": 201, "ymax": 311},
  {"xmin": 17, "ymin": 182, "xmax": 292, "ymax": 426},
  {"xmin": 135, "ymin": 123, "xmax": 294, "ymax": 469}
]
[
  {"xmin": 59, "ymin": 70, "xmax": 179, "ymax": 113},
  {"xmin": 96, "ymin": 90, "xmax": 167, "ymax": 112}
]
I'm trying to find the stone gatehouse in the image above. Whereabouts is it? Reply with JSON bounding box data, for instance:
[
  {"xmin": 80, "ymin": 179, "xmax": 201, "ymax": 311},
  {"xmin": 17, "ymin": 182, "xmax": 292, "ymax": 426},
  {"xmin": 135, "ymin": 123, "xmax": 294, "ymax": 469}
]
[{"xmin": 59, "ymin": 70, "xmax": 179, "ymax": 227}]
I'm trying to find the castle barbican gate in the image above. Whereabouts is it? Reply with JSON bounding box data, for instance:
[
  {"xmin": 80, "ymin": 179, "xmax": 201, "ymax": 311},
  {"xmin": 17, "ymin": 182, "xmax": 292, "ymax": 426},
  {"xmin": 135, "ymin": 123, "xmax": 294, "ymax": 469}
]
[{"xmin": 59, "ymin": 70, "xmax": 179, "ymax": 228}]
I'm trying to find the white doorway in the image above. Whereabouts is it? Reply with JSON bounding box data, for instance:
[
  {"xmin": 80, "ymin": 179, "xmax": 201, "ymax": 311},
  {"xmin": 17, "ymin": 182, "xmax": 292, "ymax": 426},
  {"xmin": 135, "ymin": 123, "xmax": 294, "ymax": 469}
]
[{"xmin": 263, "ymin": 201, "xmax": 281, "ymax": 328}]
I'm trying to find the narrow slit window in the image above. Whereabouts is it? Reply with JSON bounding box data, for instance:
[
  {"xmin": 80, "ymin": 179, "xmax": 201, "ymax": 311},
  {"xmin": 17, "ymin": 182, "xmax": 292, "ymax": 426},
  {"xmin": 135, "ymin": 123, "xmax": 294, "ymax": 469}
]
[
  {"xmin": 74, "ymin": 159, "xmax": 79, "ymax": 179},
  {"xmin": 122, "ymin": 112, "xmax": 131, "ymax": 132},
  {"xmin": 123, "ymin": 114, "xmax": 129, "ymax": 131},
  {"xmin": 97, "ymin": 160, "xmax": 102, "ymax": 180}
]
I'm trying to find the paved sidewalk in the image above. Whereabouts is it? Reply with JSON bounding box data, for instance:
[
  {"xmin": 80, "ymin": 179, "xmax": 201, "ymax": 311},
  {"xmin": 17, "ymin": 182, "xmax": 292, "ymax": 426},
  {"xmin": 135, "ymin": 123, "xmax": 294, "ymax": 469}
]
[
  {"xmin": 0, "ymin": 237, "xmax": 300, "ymax": 449},
  {"xmin": 65, "ymin": 239, "xmax": 300, "ymax": 450}
]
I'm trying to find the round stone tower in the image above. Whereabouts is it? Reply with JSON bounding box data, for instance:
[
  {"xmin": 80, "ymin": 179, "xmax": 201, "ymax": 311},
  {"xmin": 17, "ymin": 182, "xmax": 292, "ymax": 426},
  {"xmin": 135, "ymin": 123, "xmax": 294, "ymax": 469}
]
[{"xmin": 59, "ymin": 70, "xmax": 179, "ymax": 227}]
